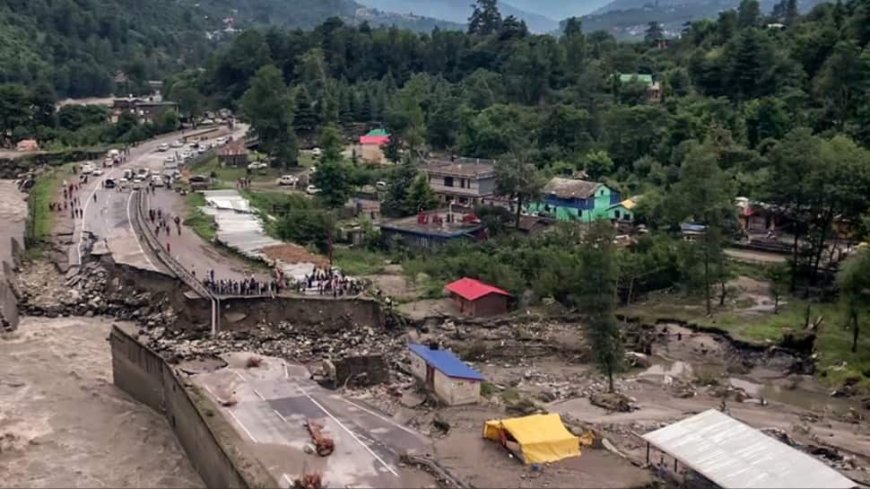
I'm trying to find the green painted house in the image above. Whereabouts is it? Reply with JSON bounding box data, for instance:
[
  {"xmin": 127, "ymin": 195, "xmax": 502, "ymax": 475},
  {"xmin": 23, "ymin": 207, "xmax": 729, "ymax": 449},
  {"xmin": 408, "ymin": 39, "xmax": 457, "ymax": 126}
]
[{"xmin": 527, "ymin": 177, "xmax": 635, "ymax": 223}]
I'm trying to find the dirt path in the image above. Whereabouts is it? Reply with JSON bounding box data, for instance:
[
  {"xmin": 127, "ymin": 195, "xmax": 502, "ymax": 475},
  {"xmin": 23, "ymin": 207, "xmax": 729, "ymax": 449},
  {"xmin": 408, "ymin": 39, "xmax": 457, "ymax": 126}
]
[{"xmin": 0, "ymin": 316, "xmax": 203, "ymax": 488}]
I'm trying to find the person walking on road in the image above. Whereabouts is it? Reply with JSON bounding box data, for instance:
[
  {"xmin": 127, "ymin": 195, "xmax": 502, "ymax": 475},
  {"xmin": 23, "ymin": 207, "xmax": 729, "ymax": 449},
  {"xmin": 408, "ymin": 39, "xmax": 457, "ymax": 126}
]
[{"xmin": 166, "ymin": 241, "xmax": 171, "ymax": 253}]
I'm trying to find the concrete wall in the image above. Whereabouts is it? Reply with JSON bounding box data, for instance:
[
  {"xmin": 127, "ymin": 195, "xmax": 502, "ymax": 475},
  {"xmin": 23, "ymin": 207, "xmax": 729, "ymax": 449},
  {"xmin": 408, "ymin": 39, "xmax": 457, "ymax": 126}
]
[
  {"xmin": 433, "ymin": 370, "xmax": 480, "ymax": 406},
  {"xmin": 188, "ymin": 295, "xmax": 385, "ymax": 332},
  {"xmin": 410, "ymin": 351, "xmax": 480, "ymax": 406},
  {"xmin": 0, "ymin": 261, "xmax": 19, "ymax": 331},
  {"xmin": 110, "ymin": 325, "xmax": 276, "ymax": 489}
]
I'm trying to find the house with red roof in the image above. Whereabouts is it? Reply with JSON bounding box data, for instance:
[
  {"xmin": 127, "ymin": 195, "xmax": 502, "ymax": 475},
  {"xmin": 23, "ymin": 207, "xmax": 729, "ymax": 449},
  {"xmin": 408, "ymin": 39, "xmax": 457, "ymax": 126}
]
[{"xmin": 445, "ymin": 277, "xmax": 510, "ymax": 317}]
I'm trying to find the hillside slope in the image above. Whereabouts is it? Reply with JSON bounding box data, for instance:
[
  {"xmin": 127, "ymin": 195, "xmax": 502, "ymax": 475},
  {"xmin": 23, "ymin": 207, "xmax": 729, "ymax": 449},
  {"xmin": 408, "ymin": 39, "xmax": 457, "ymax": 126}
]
[
  {"xmin": 356, "ymin": 0, "xmax": 559, "ymax": 32},
  {"xmin": 198, "ymin": 0, "xmax": 462, "ymax": 31},
  {"xmin": 0, "ymin": 0, "xmax": 218, "ymax": 97}
]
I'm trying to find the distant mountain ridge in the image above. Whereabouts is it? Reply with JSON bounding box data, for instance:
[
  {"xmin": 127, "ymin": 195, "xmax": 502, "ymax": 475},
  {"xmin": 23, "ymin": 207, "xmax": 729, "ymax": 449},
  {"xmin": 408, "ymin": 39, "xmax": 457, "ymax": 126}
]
[
  {"xmin": 355, "ymin": 0, "xmax": 561, "ymax": 32},
  {"xmin": 195, "ymin": 0, "xmax": 462, "ymax": 32},
  {"xmin": 581, "ymin": 0, "xmax": 827, "ymax": 39}
]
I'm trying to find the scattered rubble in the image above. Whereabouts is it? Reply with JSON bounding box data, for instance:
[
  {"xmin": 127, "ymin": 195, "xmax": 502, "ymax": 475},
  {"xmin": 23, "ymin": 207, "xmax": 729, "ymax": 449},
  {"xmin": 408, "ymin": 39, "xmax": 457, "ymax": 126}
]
[
  {"xmin": 589, "ymin": 392, "xmax": 637, "ymax": 412},
  {"xmin": 16, "ymin": 260, "xmax": 176, "ymax": 328}
]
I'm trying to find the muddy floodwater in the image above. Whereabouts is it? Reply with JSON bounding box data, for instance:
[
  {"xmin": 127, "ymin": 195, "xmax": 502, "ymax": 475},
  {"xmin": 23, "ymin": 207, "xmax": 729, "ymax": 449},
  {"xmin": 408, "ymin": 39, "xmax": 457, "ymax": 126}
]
[{"xmin": 0, "ymin": 316, "xmax": 203, "ymax": 488}]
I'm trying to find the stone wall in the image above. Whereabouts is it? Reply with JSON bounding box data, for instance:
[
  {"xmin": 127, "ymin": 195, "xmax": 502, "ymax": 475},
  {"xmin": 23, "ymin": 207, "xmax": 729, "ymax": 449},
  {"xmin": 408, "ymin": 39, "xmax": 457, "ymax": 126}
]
[{"xmin": 110, "ymin": 324, "xmax": 276, "ymax": 489}]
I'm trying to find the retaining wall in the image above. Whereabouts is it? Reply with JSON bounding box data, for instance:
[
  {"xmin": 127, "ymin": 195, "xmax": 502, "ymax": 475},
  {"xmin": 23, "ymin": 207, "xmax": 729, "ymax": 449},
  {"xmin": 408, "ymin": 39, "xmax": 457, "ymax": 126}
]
[
  {"xmin": 110, "ymin": 324, "xmax": 276, "ymax": 489},
  {"xmin": 185, "ymin": 295, "xmax": 385, "ymax": 332}
]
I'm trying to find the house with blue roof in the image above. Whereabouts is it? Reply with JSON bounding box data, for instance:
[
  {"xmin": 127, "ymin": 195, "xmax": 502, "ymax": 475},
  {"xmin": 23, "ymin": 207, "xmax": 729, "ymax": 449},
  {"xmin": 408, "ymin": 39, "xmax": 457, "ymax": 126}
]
[{"xmin": 408, "ymin": 343, "xmax": 485, "ymax": 406}]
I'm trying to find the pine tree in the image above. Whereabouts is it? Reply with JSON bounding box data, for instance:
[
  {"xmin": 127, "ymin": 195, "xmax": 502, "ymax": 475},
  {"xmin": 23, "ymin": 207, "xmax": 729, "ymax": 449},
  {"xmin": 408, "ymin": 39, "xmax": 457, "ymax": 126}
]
[
  {"xmin": 577, "ymin": 221, "xmax": 623, "ymax": 393},
  {"xmin": 468, "ymin": 0, "xmax": 502, "ymax": 36},
  {"xmin": 293, "ymin": 86, "xmax": 317, "ymax": 135}
]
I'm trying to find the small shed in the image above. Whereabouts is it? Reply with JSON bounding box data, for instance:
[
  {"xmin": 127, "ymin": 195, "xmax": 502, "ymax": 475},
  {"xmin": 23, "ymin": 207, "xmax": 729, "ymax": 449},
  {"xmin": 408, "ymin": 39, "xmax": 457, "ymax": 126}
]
[
  {"xmin": 445, "ymin": 277, "xmax": 510, "ymax": 317},
  {"xmin": 218, "ymin": 140, "xmax": 248, "ymax": 167},
  {"xmin": 359, "ymin": 128, "xmax": 390, "ymax": 146},
  {"xmin": 642, "ymin": 409, "xmax": 857, "ymax": 489},
  {"xmin": 16, "ymin": 139, "xmax": 39, "ymax": 152},
  {"xmin": 408, "ymin": 343, "xmax": 484, "ymax": 406}
]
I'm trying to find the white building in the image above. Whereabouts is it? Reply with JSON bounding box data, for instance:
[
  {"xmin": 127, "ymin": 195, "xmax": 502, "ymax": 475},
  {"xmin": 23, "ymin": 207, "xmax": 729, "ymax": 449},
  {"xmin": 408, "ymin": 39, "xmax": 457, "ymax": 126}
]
[{"xmin": 408, "ymin": 343, "xmax": 484, "ymax": 406}]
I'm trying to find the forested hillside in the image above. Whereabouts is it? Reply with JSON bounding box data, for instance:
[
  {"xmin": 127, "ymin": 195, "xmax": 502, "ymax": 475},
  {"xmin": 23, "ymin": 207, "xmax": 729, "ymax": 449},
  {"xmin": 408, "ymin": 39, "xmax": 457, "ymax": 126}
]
[
  {"xmin": 195, "ymin": 0, "xmax": 461, "ymax": 32},
  {"xmin": 582, "ymin": 0, "xmax": 827, "ymax": 38},
  {"xmin": 186, "ymin": 0, "xmax": 870, "ymax": 166},
  {"xmin": 355, "ymin": 0, "xmax": 559, "ymax": 32},
  {"xmin": 0, "ymin": 0, "xmax": 220, "ymax": 98}
]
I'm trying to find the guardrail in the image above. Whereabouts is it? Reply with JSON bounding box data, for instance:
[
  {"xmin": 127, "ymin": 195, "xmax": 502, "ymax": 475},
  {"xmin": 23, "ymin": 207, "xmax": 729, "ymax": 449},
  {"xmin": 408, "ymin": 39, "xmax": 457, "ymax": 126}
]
[{"xmin": 131, "ymin": 191, "xmax": 221, "ymax": 336}]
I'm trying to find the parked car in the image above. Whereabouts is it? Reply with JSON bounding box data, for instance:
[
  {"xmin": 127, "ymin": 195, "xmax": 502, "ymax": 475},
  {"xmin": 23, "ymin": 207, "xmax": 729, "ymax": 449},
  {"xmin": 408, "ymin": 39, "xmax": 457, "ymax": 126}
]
[
  {"xmin": 277, "ymin": 175, "xmax": 299, "ymax": 186},
  {"xmin": 164, "ymin": 155, "xmax": 176, "ymax": 164},
  {"xmin": 151, "ymin": 175, "xmax": 165, "ymax": 187},
  {"xmin": 157, "ymin": 143, "xmax": 169, "ymax": 152},
  {"xmin": 170, "ymin": 140, "xmax": 184, "ymax": 148},
  {"xmin": 91, "ymin": 168, "xmax": 104, "ymax": 176},
  {"xmin": 81, "ymin": 163, "xmax": 95, "ymax": 175},
  {"xmin": 248, "ymin": 161, "xmax": 269, "ymax": 170},
  {"xmin": 375, "ymin": 180, "xmax": 388, "ymax": 190},
  {"xmin": 311, "ymin": 147, "xmax": 322, "ymax": 157},
  {"xmin": 103, "ymin": 178, "xmax": 116, "ymax": 189},
  {"xmin": 305, "ymin": 184, "xmax": 320, "ymax": 195}
]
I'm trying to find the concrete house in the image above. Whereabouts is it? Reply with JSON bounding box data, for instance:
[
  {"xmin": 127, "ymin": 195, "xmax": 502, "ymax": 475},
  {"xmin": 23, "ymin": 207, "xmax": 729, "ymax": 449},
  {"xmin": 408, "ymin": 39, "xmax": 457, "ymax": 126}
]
[
  {"xmin": 425, "ymin": 158, "xmax": 497, "ymax": 207},
  {"xmin": 528, "ymin": 177, "xmax": 634, "ymax": 223},
  {"xmin": 408, "ymin": 343, "xmax": 484, "ymax": 406},
  {"xmin": 218, "ymin": 140, "xmax": 248, "ymax": 167},
  {"xmin": 379, "ymin": 210, "xmax": 485, "ymax": 250},
  {"xmin": 618, "ymin": 73, "xmax": 662, "ymax": 103},
  {"xmin": 357, "ymin": 128, "xmax": 390, "ymax": 164},
  {"xmin": 445, "ymin": 277, "xmax": 510, "ymax": 317}
]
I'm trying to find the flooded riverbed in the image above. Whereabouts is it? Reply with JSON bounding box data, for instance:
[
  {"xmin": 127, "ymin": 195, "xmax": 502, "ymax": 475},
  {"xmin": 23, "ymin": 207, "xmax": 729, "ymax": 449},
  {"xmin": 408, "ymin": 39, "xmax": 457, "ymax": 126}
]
[{"xmin": 0, "ymin": 316, "xmax": 203, "ymax": 488}]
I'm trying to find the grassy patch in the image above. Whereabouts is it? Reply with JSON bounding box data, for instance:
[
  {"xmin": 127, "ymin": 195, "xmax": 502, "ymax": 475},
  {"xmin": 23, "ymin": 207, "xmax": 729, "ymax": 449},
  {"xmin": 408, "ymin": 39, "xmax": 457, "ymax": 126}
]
[
  {"xmin": 183, "ymin": 192, "xmax": 217, "ymax": 242},
  {"xmin": 622, "ymin": 291, "xmax": 870, "ymax": 392},
  {"xmin": 333, "ymin": 247, "xmax": 387, "ymax": 276},
  {"xmin": 30, "ymin": 166, "xmax": 69, "ymax": 244},
  {"xmin": 190, "ymin": 156, "xmax": 282, "ymax": 185}
]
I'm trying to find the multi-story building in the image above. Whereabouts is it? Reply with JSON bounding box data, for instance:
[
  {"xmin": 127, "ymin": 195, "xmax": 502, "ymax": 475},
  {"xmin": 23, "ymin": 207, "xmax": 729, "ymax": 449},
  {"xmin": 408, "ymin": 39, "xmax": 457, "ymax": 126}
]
[{"xmin": 424, "ymin": 157, "xmax": 497, "ymax": 207}]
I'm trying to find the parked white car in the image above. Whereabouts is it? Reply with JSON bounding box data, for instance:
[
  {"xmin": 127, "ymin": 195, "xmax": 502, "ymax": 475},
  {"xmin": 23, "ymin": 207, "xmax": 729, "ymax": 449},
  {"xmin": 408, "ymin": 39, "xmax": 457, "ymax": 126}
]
[
  {"xmin": 375, "ymin": 180, "xmax": 388, "ymax": 190},
  {"xmin": 305, "ymin": 184, "xmax": 320, "ymax": 195},
  {"xmin": 277, "ymin": 175, "xmax": 299, "ymax": 186},
  {"xmin": 157, "ymin": 143, "xmax": 170, "ymax": 152},
  {"xmin": 91, "ymin": 168, "xmax": 104, "ymax": 176},
  {"xmin": 81, "ymin": 163, "xmax": 95, "ymax": 175},
  {"xmin": 170, "ymin": 140, "xmax": 184, "ymax": 148},
  {"xmin": 151, "ymin": 175, "xmax": 165, "ymax": 187},
  {"xmin": 248, "ymin": 161, "xmax": 269, "ymax": 170}
]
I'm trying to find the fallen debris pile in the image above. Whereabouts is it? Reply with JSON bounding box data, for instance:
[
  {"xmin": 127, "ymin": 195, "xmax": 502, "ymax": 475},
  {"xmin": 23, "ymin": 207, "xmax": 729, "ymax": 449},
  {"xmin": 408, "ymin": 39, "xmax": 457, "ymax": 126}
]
[
  {"xmin": 16, "ymin": 260, "xmax": 176, "ymax": 328},
  {"xmin": 305, "ymin": 419, "xmax": 335, "ymax": 457},
  {"xmin": 589, "ymin": 392, "xmax": 638, "ymax": 412}
]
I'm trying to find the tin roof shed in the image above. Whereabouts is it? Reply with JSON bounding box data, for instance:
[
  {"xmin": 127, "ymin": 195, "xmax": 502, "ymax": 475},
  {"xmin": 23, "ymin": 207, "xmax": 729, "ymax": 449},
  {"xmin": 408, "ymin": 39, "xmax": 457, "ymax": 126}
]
[{"xmin": 642, "ymin": 409, "xmax": 856, "ymax": 489}]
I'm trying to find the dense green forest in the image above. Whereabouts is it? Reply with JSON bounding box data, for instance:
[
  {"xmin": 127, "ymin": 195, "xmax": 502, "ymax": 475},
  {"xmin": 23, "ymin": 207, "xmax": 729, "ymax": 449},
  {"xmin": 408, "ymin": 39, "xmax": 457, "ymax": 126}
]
[{"xmin": 0, "ymin": 0, "xmax": 222, "ymax": 97}]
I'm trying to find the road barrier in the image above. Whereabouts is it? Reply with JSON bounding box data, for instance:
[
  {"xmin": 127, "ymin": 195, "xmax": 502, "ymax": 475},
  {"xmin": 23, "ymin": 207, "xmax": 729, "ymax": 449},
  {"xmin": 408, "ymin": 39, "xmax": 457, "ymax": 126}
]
[{"xmin": 131, "ymin": 191, "xmax": 221, "ymax": 336}]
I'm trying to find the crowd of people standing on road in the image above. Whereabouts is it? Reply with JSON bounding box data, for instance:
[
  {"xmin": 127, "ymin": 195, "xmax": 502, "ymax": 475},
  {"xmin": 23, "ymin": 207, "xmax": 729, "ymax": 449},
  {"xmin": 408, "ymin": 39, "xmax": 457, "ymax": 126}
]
[
  {"xmin": 202, "ymin": 269, "xmax": 280, "ymax": 297},
  {"xmin": 295, "ymin": 266, "xmax": 364, "ymax": 297},
  {"xmin": 148, "ymin": 207, "xmax": 182, "ymax": 237},
  {"xmin": 49, "ymin": 182, "xmax": 85, "ymax": 219}
]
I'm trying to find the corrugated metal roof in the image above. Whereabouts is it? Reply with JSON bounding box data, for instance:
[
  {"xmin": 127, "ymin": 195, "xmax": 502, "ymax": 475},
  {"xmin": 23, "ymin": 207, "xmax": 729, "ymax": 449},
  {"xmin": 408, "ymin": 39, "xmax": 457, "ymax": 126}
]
[
  {"xmin": 445, "ymin": 277, "xmax": 510, "ymax": 301},
  {"xmin": 642, "ymin": 409, "xmax": 856, "ymax": 489},
  {"xmin": 408, "ymin": 344, "xmax": 485, "ymax": 381}
]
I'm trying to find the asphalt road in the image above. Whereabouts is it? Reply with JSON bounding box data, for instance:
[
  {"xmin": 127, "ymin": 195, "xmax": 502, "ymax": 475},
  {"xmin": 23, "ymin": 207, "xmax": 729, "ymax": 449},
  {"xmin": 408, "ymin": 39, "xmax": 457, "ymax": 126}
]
[
  {"xmin": 72, "ymin": 125, "xmax": 247, "ymax": 274},
  {"xmin": 191, "ymin": 354, "xmax": 433, "ymax": 488}
]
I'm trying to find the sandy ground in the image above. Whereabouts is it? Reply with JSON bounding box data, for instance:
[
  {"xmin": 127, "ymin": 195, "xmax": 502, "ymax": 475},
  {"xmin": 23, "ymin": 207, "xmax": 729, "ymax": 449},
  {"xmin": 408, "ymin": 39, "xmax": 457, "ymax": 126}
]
[{"xmin": 0, "ymin": 316, "xmax": 203, "ymax": 488}]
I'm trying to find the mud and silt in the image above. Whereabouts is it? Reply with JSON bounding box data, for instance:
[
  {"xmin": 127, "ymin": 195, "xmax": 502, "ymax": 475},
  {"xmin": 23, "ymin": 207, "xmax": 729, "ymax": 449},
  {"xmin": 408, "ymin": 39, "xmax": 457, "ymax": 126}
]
[{"xmin": 0, "ymin": 316, "xmax": 203, "ymax": 488}]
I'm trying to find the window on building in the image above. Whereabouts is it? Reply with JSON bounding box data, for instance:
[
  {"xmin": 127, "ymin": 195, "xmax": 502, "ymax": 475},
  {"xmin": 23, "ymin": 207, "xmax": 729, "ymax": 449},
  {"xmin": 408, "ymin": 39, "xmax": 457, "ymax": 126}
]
[
  {"xmin": 460, "ymin": 178, "xmax": 466, "ymax": 188},
  {"xmin": 444, "ymin": 176, "xmax": 454, "ymax": 187},
  {"xmin": 614, "ymin": 210, "xmax": 621, "ymax": 219},
  {"xmin": 459, "ymin": 197, "xmax": 468, "ymax": 204}
]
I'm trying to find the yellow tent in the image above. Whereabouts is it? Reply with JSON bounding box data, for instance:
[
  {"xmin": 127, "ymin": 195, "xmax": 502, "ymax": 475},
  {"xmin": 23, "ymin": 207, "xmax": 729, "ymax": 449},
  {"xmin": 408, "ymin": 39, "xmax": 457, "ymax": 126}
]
[{"xmin": 482, "ymin": 413, "xmax": 581, "ymax": 464}]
